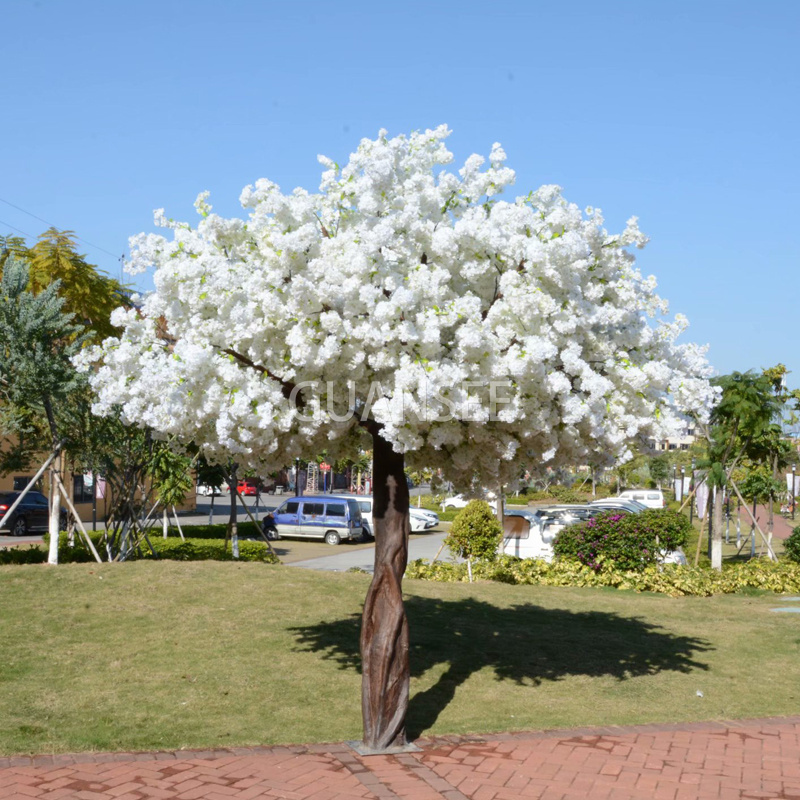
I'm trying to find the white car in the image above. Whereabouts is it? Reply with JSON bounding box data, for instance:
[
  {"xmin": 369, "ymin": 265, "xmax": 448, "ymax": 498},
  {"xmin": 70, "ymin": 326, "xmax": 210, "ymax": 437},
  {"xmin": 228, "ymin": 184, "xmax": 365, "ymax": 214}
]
[
  {"xmin": 501, "ymin": 507, "xmax": 686, "ymax": 565},
  {"xmin": 618, "ymin": 489, "xmax": 665, "ymax": 509},
  {"xmin": 337, "ymin": 494, "xmax": 439, "ymax": 538},
  {"xmin": 411, "ymin": 507, "xmax": 440, "ymax": 524},
  {"xmin": 442, "ymin": 491, "xmax": 497, "ymax": 510},
  {"xmin": 588, "ymin": 498, "xmax": 648, "ymax": 513},
  {"xmin": 196, "ymin": 484, "xmax": 223, "ymax": 496}
]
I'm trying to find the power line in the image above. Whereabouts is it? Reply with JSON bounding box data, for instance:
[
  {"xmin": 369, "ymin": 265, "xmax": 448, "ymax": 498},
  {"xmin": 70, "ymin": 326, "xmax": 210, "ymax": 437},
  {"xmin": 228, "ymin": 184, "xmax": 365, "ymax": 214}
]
[
  {"xmin": 0, "ymin": 218, "xmax": 34, "ymax": 239},
  {"xmin": 0, "ymin": 196, "xmax": 122, "ymax": 259}
]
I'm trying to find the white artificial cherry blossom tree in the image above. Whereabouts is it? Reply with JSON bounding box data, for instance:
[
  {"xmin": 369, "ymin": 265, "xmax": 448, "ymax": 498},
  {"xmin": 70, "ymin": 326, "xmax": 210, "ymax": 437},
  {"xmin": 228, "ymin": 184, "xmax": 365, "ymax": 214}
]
[{"xmin": 81, "ymin": 126, "xmax": 716, "ymax": 752}]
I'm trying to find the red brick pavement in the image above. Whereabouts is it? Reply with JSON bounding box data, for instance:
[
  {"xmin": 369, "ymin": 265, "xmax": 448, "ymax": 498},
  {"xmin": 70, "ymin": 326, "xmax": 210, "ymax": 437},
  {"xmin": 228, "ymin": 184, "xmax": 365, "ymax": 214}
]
[
  {"xmin": 2, "ymin": 717, "xmax": 800, "ymax": 800},
  {"xmin": 736, "ymin": 506, "xmax": 795, "ymax": 541}
]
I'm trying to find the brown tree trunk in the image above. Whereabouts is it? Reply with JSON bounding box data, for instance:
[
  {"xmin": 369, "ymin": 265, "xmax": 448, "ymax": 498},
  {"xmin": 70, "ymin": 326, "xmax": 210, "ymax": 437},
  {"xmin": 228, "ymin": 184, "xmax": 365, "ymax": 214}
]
[{"xmin": 360, "ymin": 428, "xmax": 410, "ymax": 752}]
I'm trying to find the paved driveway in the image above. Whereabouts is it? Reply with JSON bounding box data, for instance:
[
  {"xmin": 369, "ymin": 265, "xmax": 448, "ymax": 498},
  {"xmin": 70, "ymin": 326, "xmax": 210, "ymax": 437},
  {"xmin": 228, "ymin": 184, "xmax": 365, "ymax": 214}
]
[{"xmin": 286, "ymin": 531, "xmax": 455, "ymax": 572}]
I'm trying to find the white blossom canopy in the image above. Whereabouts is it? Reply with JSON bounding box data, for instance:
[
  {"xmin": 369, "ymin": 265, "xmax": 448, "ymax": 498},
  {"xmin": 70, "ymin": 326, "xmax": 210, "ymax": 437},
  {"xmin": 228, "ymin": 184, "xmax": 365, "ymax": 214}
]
[{"xmin": 80, "ymin": 126, "xmax": 716, "ymax": 488}]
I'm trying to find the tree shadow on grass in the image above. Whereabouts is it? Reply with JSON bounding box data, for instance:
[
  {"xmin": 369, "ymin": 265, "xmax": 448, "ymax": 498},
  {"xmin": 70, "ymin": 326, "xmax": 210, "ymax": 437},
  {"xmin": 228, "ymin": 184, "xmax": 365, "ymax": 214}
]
[{"xmin": 289, "ymin": 595, "xmax": 712, "ymax": 740}]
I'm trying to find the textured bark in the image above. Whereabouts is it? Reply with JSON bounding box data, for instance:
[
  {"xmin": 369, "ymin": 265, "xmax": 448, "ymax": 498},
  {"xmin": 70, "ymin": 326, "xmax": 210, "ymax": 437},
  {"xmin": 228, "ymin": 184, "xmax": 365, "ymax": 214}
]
[
  {"xmin": 44, "ymin": 398, "xmax": 61, "ymax": 565},
  {"xmin": 47, "ymin": 453, "xmax": 61, "ymax": 565},
  {"xmin": 711, "ymin": 487, "xmax": 724, "ymax": 571},
  {"xmin": 361, "ymin": 429, "xmax": 410, "ymax": 751}
]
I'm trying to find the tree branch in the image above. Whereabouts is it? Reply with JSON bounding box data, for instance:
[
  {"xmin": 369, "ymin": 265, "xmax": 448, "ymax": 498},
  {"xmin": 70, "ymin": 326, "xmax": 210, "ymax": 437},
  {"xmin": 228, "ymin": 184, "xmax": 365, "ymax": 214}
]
[{"xmin": 221, "ymin": 348, "xmax": 305, "ymax": 408}]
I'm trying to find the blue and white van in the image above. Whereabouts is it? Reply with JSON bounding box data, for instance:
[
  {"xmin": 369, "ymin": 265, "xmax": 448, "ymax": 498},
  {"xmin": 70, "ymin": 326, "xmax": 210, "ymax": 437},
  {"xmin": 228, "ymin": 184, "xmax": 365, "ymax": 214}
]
[{"xmin": 268, "ymin": 495, "xmax": 363, "ymax": 545}]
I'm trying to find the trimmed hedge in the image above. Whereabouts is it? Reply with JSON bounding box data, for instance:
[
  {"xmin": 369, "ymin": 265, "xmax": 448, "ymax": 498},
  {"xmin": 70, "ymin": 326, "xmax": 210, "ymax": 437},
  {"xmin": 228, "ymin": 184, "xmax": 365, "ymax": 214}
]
[
  {"xmin": 405, "ymin": 555, "xmax": 800, "ymax": 597},
  {"xmin": 0, "ymin": 545, "xmax": 49, "ymax": 565},
  {"xmin": 141, "ymin": 537, "xmax": 278, "ymax": 562},
  {"xmin": 553, "ymin": 509, "xmax": 690, "ymax": 571},
  {"xmin": 4, "ymin": 531, "xmax": 279, "ymax": 565},
  {"xmin": 158, "ymin": 521, "xmax": 264, "ymax": 540}
]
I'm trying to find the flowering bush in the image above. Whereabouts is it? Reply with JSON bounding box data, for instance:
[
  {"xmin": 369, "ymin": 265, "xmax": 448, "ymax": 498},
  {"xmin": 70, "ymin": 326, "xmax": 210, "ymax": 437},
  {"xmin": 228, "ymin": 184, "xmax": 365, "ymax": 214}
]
[{"xmin": 553, "ymin": 509, "xmax": 690, "ymax": 571}]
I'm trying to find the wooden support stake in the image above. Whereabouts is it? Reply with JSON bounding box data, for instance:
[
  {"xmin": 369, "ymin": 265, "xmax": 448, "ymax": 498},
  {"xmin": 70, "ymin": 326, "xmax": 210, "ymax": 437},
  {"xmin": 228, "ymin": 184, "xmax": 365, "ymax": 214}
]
[
  {"xmin": 0, "ymin": 449, "xmax": 59, "ymax": 531},
  {"xmin": 430, "ymin": 539, "xmax": 447, "ymax": 564},
  {"xmin": 171, "ymin": 506, "xmax": 185, "ymax": 541},
  {"xmin": 52, "ymin": 472, "xmax": 102, "ymax": 563},
  {"xmin": 730, "ymin": 480, "xmax": 777, "ymax": 560},
  {"xmin": 233, "ymin": 489, "xmax": 279, "ymax": 559}
]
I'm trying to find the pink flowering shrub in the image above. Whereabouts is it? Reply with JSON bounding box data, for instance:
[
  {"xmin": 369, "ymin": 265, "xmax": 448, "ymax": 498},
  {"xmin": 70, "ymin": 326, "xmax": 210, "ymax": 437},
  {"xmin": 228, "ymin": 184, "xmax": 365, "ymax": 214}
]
[{"xmin": 553, "ymin": 509, "xmax": 690, "ymax": 571}]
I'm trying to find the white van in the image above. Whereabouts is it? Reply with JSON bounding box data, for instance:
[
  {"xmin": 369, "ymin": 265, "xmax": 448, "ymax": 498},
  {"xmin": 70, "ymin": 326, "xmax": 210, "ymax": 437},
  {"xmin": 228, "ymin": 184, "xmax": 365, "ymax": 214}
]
[
  {"xmin": 337, "ymin": 494, "xmax": 439, "ymax": 539},
  {"xmin": 618, "ymin": 489, "xmax": 665, "ymax": 509}
]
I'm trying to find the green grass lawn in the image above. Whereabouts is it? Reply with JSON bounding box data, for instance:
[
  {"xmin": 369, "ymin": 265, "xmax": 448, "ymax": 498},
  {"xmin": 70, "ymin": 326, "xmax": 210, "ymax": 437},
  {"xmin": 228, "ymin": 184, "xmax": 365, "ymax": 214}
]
[{"xmin": 1, "ymin": 561, "xmax": 799, "ymax": 756}]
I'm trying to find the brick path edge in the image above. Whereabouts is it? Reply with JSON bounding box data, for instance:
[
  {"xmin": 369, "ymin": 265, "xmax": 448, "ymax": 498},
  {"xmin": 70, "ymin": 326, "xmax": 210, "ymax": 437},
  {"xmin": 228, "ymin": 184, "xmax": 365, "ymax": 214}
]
[{"xmin": 4, "ymin": 714, "xmax": 800, "ymax": 768}]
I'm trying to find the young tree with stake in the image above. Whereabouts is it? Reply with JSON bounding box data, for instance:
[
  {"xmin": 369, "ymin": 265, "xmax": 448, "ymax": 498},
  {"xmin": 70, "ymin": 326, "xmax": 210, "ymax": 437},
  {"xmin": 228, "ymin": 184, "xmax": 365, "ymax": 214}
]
[{"xmin": 81, "ymin": 127, "xmax": 716, "ymax": 751}]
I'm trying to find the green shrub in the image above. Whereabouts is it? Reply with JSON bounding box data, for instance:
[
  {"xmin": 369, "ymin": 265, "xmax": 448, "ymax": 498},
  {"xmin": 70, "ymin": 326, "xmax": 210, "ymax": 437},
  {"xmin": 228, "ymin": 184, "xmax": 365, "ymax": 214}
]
[
  {"xmin": 553, "ymin": 509, "xmax": 690, "ymax": 571},
  {"xmin": 405, "ymin": 555, "xmax": 800, "ymax": 597},
  {"xmin": 784, "ymin": 526, "xmax": 800, "ymax": 564},
  {"xmin": 142, "ymin": 537, "xmax": 277, "ymax": 563},
  {"xmin": 546, "ymin": 485, "xmax": 585, "ymax": 504},
  {"xmin": 446, "ymin": 500, "xmax": 503, "ymax": 563},
  {"xmin": 0, "ymin": 545, "xmax": 47, "ymax": 565},
  {"xmin": 40, "ymin": 532, "xmax": 278, "ymax": 564},
  {"xmin": 160, "ymin": 521, "xmax": 263, "ymax": 540}
]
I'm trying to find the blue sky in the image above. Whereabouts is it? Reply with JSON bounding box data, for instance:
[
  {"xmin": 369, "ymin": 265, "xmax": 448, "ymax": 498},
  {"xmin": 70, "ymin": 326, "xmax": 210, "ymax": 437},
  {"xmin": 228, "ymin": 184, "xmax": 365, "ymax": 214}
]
[{"xmin": 3, "ymin": 0, "xmax": 798, "ymax": 387}]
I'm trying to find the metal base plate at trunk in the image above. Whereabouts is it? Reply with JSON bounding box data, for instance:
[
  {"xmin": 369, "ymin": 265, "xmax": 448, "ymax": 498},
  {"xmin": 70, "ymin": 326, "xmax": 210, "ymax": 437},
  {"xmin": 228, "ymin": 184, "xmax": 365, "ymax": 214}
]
[{"xmin": 345, "ymin": 740, "xmax": 422, "ymax": 756}]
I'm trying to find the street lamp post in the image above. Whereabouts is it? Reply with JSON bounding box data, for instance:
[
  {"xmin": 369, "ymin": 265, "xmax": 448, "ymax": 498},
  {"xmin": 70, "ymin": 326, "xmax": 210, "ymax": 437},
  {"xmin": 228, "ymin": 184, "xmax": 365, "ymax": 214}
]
[
  {"xmin": 792, "ymin": 464, "xmax": 796, "ymax": 521},
  {"xmin": 680, "ymin": 466, "xmax": 685, "ymax": 505}
]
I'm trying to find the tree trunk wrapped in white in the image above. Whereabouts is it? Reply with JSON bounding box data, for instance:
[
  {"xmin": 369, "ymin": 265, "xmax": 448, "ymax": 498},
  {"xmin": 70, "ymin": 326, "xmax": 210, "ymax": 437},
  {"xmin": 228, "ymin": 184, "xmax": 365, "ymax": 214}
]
[{"xmin": 78, "ymin": 126, "xmax": 717, "ymax": 750}]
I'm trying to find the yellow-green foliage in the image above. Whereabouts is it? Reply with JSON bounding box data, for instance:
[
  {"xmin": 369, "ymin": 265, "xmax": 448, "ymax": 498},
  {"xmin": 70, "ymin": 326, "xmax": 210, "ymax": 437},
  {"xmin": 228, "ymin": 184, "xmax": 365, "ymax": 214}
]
[
  {"xmin": 445, "ymin": 499, "xmax": 503, "ymax": 561},
  {"xmin": 405, "ymin": 555, "xmax": 800, "ymax": 597}
]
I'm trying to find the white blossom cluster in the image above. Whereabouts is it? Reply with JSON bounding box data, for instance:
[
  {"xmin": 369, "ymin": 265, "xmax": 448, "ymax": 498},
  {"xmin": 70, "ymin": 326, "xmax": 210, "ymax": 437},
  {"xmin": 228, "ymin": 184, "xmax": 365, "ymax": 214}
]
[{"xmin": 79, "ymin": 126, "xmax": 717, "ymax": 488}]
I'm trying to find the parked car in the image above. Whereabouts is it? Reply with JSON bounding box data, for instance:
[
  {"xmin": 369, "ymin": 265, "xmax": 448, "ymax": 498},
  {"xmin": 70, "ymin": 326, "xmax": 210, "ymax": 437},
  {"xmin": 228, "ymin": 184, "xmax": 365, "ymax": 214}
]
[
  {"xmin": 587, "ymin": 498, "xmax": 648, "ymax": 513},
  {"xmin": 618, "ymin": 489, "xmax": 665, "ymax": 509},
  {"xmin": 0, "ymin": 491, "xmax": 67, "ymax": 535},
  {"xmin": 196, "ymin": 484, "xmax": 222, "ymax": 496},
  {"xmin": 500, "ymin": 509, "xmax": 558, "ymax": 561},
  {"xmin": 337, "ymin": 494, "xmax": 439, "ymax": 539},
  {"xmin": 264, "ymin": 495, "xmax": 363, "ymax": 545},
  {"xmin": 411, "ymin": 506, "xmax": 440, "ymax": 526},
  {"xmin": 500, "ymin": 504, "xmax": 686, "ymax": 565},
  {"xmin": 227, "ymin": 479, "xmax": 259, "ymax": 496},
  {"xmin": 442, "ymin": 491, "xmax": 497, "ymax": 510}
]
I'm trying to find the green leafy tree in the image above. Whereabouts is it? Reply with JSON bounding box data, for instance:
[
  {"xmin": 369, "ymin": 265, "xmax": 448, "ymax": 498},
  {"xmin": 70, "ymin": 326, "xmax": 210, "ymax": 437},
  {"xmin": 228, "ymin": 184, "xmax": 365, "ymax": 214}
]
[
  {"xmin": 740, "ymin": 467, "xmax": 784, "ymax": 511},
  {"xmin": 699, "ymin": 370, "xmax": 782, "ymax": 569},
  {"xmin": 0, "ymin": 229, "xmax": 125, "ymax": 342},
  {"xmin": 0, "ymin": 258, "xmax": 89, "ymax": 561},
  {"xmin": 149, "ymin": 444, "xmax": 194, "ymax": 538},
  {"xmin": 648, "ymin": 456, "xmax": 670, "ymax": 489},
  {"xmin": 446, "ymin": 500, "xmax": 503, "ymax": 582}
]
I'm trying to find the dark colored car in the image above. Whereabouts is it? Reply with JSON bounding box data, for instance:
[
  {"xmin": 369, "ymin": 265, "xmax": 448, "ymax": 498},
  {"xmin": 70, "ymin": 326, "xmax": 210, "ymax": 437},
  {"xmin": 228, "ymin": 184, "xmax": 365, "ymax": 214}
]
[{"xmin": 0, "ymin": 491, "xmax": 67, "ymax": 535}]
